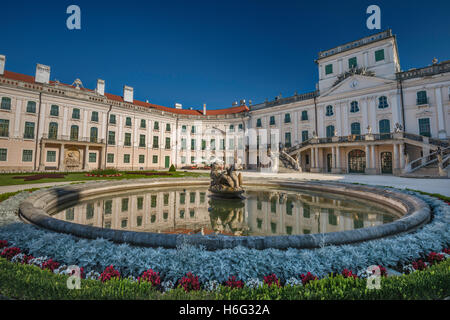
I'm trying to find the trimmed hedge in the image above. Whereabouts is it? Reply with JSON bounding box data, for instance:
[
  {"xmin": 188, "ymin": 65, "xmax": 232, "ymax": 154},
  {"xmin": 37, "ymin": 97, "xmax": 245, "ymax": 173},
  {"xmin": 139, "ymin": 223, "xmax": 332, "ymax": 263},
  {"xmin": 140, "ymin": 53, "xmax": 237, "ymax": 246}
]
[{"xmin": 1, "ymin": 257, "xmax": 448, "ymax": 300}]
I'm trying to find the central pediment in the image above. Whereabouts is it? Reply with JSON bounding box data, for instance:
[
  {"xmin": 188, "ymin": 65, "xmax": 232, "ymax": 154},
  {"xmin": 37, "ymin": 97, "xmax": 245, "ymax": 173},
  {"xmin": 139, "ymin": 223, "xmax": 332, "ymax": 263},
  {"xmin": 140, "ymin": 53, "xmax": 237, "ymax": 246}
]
[{"xmin": 319, "ymin": 74, "xmax": 396, "ymax": 98}]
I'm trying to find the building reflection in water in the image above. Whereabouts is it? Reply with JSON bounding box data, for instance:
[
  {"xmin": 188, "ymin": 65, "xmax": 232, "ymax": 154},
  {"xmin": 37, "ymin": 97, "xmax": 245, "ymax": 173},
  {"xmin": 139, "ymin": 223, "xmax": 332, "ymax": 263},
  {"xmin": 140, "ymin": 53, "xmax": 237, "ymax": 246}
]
[{"xmin": 53, "ymin": 187, "xmax": 399, "ymax": 237}]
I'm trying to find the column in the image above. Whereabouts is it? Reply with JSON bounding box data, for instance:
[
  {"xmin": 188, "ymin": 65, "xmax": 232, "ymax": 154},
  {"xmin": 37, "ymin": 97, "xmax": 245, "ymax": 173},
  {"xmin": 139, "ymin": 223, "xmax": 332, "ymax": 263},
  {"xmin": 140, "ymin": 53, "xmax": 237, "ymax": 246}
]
[
  {"xmin": 365, "ymin": 145, "xmax": 371, "ymax": 174},
  {"xmin": 332, "ymin": 147, "xmax": 336, "ymax": 169},
  {"xmin": 59, "ymin": 144, "xmax": 65, "ymax": 171},
  {"xmin": 361, "ymin": 98, "xmax": 369, "ymax": 134},
  {"xmin": 393, "ymin": 144, "xmax": 399, "ymax": 175},
  {"xmin": 83, "ymin": 145, "xmax": 88, "ymax": 170},
  {"xmin": 13, "ymin": 99, "xmax": 22, "ymax": 138},
  {"xmin": 335, "ymin": 146, "xmax": 341, "ymax": 173},
  {"xmin": 342, "ymin": 101, "xmax": 349, "ymax": 136},
  {"xmin": 399, "ymin": 144, "xmax": 405, "ymax": 170},
  {"xmin": 390, "ymin": 92, "xmax": 401, "ymax": 128},
  {"xmin": 369, "ymin": 97, "xmax": 377, "ymax": 133},
  {"xmin": 335, "ymin": 104, "xmax": 342, "ymax": 136},
  {"xmin": 371, "ymin": 145, "xmax": 376, "ymax": 173},
  {"xmin": 435, "ymin": 86, "xmax": 447, "ymax": 138},
  {"xmin": 39, "ymin": 141, "xmax": 46, "ymax": 171}
]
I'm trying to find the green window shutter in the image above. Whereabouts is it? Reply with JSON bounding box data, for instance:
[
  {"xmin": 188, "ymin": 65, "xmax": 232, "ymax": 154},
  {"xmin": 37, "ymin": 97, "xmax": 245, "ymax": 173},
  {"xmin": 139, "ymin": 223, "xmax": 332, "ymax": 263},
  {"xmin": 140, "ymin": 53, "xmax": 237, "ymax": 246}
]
[
  {"xmin": 139, "ymin": 134, "xmax": 146, "ymax": 147},
  {"xmin": 124, "ymin": 133, "xmax": 131, "ymax": 146},
  {"xmin": 140, "ymin": 119, "xmax": 146, "ymax": 128},
  {"xmin": 348, "ymin": 57, "xmax": 357, "ymax": 69},
  {"xmin": 375, "ymin": 49, "xmax": 385, "ymax": 62},
  {"xmin": 72, "ymin": 108, "xmax": 80, "ymax": 119},
  {"xmin": 108, "ymin": 131, "xmax": 115, "ymax": 145},
  {"xmin": 153, "ymin": 136, "xmax": 159, "ymax": 148},
  {"xmin": 325, "ymin": 64, "xmax": 333, "ymax": 75},
  {"xmin": 90, "ymin": 127, "xmax": 98, "ymax": 143},
  {"xmin": 152, "ymin": 155, "xmax": 158, "ymax": 163},
  {"xmin": 1, "ymin": 97, "xmax": 11, "ymax": 110},
  {"xmin": 126, "ymin": 117, "xmax": 132, "ymax": 127},
  {"xmin": 154, "ymin": 121, "xmax": 159, "ymax": 130},
  {"xmin": 285, "ymin": 113, "xmax": 291, "ymax": 123},
  {"xmin": 91, "ymin": 111, "xmax": 98, "ymax": 122},
  {"xmin": 166, "ymin": 123, "xmax": 171, "ymax": 132},
  {"xmin": 256, "ymin": 119, "xmax": 261, "ymax": 127},
  {"xmin": 165, "ymin": 137, "xmax": 170, "ymax": 149},
  {"xmin": 0, "ymin": 119, "xmax": 9, "ymax": 137},
  {"xmin": 301, "ymin": 111, "xmax": 308, "ymax": 121},
  {"xmin": 26, "ymin": 101, "xmax": 36, "ymax": 113},
  {"xmin": 351, "ymin": 122, "xmax": 361, "ymax": 135},
  {"xmin": 50, "ymin": 105, "xmax": 59, "ymax": 116},
  {"xmin": 302, "ymin": 130, "xmax": 308, "ymax": 142},
  {"xmin": 109, "ymin": 114, "xmax": 116, "ymax": 124},
  {"xmin": 418, "ymin": 118, "xmax": 431, "ymax": 137},
  {"xmin": 24, "ymin": 122, "xmax": 35, "ymax": 139},
  {"xmin": 270, "ymin": 116, "xmax": 275, "ymax": 125},
  {"xmin": 70, "ymin": 125, "xmax": 79, "ymax": 140}
]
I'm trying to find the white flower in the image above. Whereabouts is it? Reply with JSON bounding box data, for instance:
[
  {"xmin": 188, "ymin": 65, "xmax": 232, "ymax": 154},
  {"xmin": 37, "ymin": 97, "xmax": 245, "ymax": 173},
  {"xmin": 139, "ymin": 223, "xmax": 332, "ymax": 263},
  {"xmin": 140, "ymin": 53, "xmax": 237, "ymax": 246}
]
[
  {"xmin": 245, "ymin": 278, "xmax": 263, "ymax": 289},
  {"xmin": 285, "ymin": 277, "xmax": 302, "ymax": 286}
]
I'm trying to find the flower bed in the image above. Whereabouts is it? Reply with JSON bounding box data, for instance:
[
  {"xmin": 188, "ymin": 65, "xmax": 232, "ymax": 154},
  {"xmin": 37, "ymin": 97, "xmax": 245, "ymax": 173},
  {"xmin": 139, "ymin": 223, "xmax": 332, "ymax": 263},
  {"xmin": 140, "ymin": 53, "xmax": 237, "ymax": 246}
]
[{"xmin": 85, "ymin": 173, "xmax": 122, "ymax": 177}]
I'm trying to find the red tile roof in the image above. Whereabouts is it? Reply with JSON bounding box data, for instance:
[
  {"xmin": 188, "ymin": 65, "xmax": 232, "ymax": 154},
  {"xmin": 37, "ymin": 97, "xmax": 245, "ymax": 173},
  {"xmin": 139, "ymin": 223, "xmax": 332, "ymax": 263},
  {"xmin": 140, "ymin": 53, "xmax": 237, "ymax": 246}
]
[{"xmin": 1, "ymin": 70, "xmax": 249, "ymax": 116}]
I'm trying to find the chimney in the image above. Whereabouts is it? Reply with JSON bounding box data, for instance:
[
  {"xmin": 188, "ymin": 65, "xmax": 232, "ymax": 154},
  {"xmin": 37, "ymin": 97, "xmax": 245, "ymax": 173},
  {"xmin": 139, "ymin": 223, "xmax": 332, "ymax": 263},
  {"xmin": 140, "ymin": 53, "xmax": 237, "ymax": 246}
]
[
  {"xmin": 123, "ymin": 85, "xmax": 133, "ymax": 103},
  {"xmin": 96, "ymin": 79, "xmax": 105, "ymax": 95},
  {"xmin": 0, "ymin": 55, "xmax": 5, "ymax": 75},
  {"xmin": 203, "ymin": 103, "xmax": 207, "ymax": 116},
  {"xmin": 175, "ymin": 103, "xmax": 182, "ymax": 109},
  {"xmin": 35, "ymin": 64, "xmax": 50, "ymax": 84}
]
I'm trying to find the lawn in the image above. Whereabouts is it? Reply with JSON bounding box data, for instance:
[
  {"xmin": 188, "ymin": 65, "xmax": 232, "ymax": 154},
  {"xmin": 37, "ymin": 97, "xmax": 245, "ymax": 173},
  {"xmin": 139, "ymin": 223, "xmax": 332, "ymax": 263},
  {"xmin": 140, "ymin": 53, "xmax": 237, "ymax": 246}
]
[{"xmin": 0, "ymin": 170, "xmax": 208, "ymax": 187}]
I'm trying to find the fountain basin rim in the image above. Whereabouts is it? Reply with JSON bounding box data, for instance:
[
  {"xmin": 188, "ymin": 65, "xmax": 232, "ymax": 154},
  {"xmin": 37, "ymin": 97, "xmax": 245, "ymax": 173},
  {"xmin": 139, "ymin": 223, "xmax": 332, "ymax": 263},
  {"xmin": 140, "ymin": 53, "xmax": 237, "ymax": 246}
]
[{"xmin": 18, "ymin": 177, "xmax": 431, "ymax": 250}]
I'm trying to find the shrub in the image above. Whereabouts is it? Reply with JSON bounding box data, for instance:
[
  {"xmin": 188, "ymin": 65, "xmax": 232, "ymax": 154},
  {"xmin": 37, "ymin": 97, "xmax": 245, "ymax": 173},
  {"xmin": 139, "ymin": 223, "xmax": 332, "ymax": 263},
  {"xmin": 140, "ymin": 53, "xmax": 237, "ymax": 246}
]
[
  {"xmin": 0, "ymin": 240, "xmax": 8, "ymax": 249},
  {"xmin": 412, "ymin": 260, "xmax": 427, "ymax": 271},
  {"xmin": 89, "ymin": 169, "xmax": 119, "ymax": 176},
  {"xmin": 168, "ymin": 164, "xmax": 176, "ymax": 172},
  {"xmin": 178, "ymin": 272, "xmax": 200, "ymax": 292},
  {"xmin": 341, "ymin": 269, "xmax": 358, "ymax": 279},
  {"xmin": 300, "ymin": 272, "xmax": 318, "ymax": 285},
  {"xmin": 225, "ymin": 276, "xmax": 244, "ymax": 289},
  {"xmin": 427, "ymin": 252, "xmax": 444, "ymax": 265},
  {"xmin": 0, "ymin": 247, "xmax": 21, "ymax": 260},
  {"xmin": 100, "ymin": 265, "xmax": 120, "ymax": 283},
  {"xmin": 138, "ymin": 269, "xmax": 161, "ymax": 287},
  {"xmin": 263, "ymin": 274, "xmax": 280, "ymax": 287}
]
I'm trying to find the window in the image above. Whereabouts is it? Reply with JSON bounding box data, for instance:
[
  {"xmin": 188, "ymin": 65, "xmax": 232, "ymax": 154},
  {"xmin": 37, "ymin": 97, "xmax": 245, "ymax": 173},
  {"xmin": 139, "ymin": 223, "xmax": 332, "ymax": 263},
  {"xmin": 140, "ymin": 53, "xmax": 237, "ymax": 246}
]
[
  {"xmin": 165, "ymin": 137, "xmax": 171, "ymax": 149},
  {"xmin": 91, "ymin": 111, "xmax": 99, "ymax": 122},
  {"xmin": 89, "ymin": 153, "xmax": 97, "ymax": 163},
  {"xmin": 46, "ymin": 150, "xmax": 56, "ymax": 162},
  {"xmin": 152, "ymin": 155, "xmax": 158, "ymax": 164},
  {"xmin": 220, "ymin": 139, "xmax": 225, "ymax": 150},
  {"xmin": 181, "ymin": 156, "xmax": 186, "ymax": 164},
  {"xmin": 326, "ymin": 125, "xmax": 335, "ymax": 138},
  {"xmin": 378, "ymin": 96, "xmax": 389, "ymax": 109},
  {"xmin": 70, "ymin": 125, "xmax": 79, "ymax": 141},
  {"xmin": 201, "ymin": 140, "xmax": 206, "ymax": 150},
  {"xmin": 121, "ymin": 198, "xmax": 129, "ymax": 212},
  {"xmin": 0, "ymin": 119, "xmax": 9, "ymax": 137},
  {"xmin": 351, "ymin": 122, "xmax": 361, "ymax": 135},
  {"xmin": 123, "ymin": 154, "xmax": 130, "ymax": 163},
  {"xmin": 108, "ymin": 131, "xmax": 115, "ymax": 145},
  {"xmin": 140, "ymin": 119, "xmax": 146, "ymax": 129},
  {"xmin": 104, "ymin": 200, "xmax": 112, "ymax": 215},
  {"xmin": 1, "ymin": 97, "xmax": 11, "ymax": 110},
  {"xmin": 191, "ymin": 156, "xmax": 195, "ymax": 164},
  {"xmin": 417, "ymin": 91, "xmax": 428, "ymax": 105},
  {"xmin": 179, "ymin": 193, "xmax": 186, "ymax": 205},
  {"xmin": 181, "ymin": 138, "xmax": 186, "ymax": 150},
  {"xmin": 107, "ymin": 153, "xmax": 114, "ymax": 163},
  {"xmin": 302, "ymin": 130, "xmax": 309, "ymax": 142},
  {"xmin": 210, "ymin": 139, "xmax": 216, "ymax": 150},
  {"xmin": 350, "ymin": 101, "xmax": 359, "ymax": 113},
  {"xmin": 0, "ymin": 148, "xmax": 6, "ymax": 161},
  {"xmin": 229, "ymin": 138, "xmax": 234, "ymax": 149},
  {"xmin": 26, "ymin": 101, "xmax": 36, "ymax": 113},
  {"xmin": 153, "ymin": 136, "xmax": 159, "ymax": 148},
  {"xmin": 181, "ymin": 125, "xmax": 186, "ymax": 133},
  {"xmin": 90, "ymin": 127, "xmax": 98, "ymax": 143},
  {"xmin": 238, "ymin": 137, "xmax": 243, "ymax": 150},
  {"xmin": 348, "ymin": 57, "xmax": 357, "ymax": 69},
  {"xmin": 328, "ymin": 210, "xmax": 337, "ymax": 225},
  {"xmin": 325, "ymin": 64, "xmax": 333, "ymax": 75},
  {"xmin": 125, "ymin": 117, "xmax": 132, "ymax": 127},
  {"xmin": 285, "ymin": 132, "xmax": 291, "ymax": 148},
  {"xmin": 109, "ymin": 114, "xmax": 116, "ymax": 124},
  {"xmin": 139, "ymin": 155, "xmax": 145, "ymax": 163},
  {"xmin": 124, "ymin": 133, "xmax": 131, "ymax": 146},
  {"xmin": 301, "ymin": 111, "xmax": 308, "ymax": 121},
  {"xmin": 238, "ymin": 124, "xmax": 243, "ymax": 131},
  {"xmin": 303, "ymin": 204, "xmax": 310, "ymax": 218},
  {"xmin": 375, "ymin": 49, "xmax": 385, "ymax": 62},
  {"xmin": 285, "ymin": 113, "xmax": 292, "ymax": 123},
  {"xmin": 190, "ymin": 192, "xmax": 196, "ymax": 203},
  {"xmin": 49, "ymin": 122, "xmax": 58, "ymax": 139},
  {"xmin": 22, "ymin": 150, "xmax": 33, "ymax": 162},
  {"xmin": 326, "ymin": 105, "xmax": 334, "ymax": 116},
  {"xmin": 86, "ymin": 203, "xmax": 94, "ymax": 220},
  {"xmin": 269, "ymin": 116, "xmax": 275, "ymax": 125},
  {"xmin": 191, "ymin": 126, "xmax": 196, "ymax": 134},
  {"xmin": 154, "ymin": 121, "xmax": 159, "ymax": 131},
  {"xmin": 50, "ymin": 105, "xmax": 59, "ymax": 116},
  {"xmin": 229, "ymin": 124, "xmax": 234, "ymax": 132},
  {"xmin": 164, "ymin": 193, "xmax": 169, "ymax": 205},
  {"xmin": 72, "ymin": 108, "xmax": 80, "ymax": 119},
  {"xmin": 139, "ymin": 134, "xmax": 146, "ymax": 147},
  {"xmin": 136, "ymin": 197, "xmax": 144, "ymax": 210},
  {"xmin": 256, "ymin": 119, "xmax": 262, "ymax": 127},
  {"xmin": 379, "ymin": 119, "xmax": 391, "ymax": 138},
  {"xmin": 191, "ymin": 139, "xmax": 196, "ymax": 150},
  {"xmin": 166, "ymin": 123, "xmax": 171, "ymax": 132},
  {"xmin": 418, "ymin": 118, "xmax": 431, "ymax": 137},
  {"xmin": 24, "ymin": 122, "xmax": 35, "ymax": 139}
]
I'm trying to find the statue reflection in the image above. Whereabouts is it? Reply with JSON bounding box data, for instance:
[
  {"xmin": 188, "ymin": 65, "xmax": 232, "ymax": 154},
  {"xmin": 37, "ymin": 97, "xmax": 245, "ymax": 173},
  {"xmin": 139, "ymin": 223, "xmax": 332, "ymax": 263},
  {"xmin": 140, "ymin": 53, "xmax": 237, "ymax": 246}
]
[{"xmin": 208, "ymin": 197, "xmax": 249, "ymax": 236}]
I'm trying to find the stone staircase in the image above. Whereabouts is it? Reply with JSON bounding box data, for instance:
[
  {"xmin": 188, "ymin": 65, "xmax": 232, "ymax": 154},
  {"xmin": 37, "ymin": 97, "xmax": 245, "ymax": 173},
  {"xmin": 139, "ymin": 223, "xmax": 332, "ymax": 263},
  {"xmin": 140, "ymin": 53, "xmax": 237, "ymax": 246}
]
[{"xmin": 402, "ymin": 146, "xmax": 450, "ymax": 178}]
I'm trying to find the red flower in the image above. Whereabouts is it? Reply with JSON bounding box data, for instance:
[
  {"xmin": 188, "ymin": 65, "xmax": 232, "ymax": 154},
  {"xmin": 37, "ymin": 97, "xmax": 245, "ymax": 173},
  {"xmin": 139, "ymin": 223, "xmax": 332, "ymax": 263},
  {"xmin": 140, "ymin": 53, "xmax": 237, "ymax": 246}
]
[
  {"xmin": 427, "ymin": 252, "xmax": 444, "ymax": 265},
  {"xmin": 41, "ymin": 258, "xmax": 60, "ymax": 272},
  {"xmin": 225, "ymin": 276, "xmax": 244, "ymax": 289},
  {"xmin": 300, "ymin": 272, "xmax": 318, "ymax": 285},
  {"xmin": 443, "ymin": 248, "xmax": 450, "ymax": 255},
  {"xmin": 341, "ymin": 269, "xmax": 358, "ymax": 279},
  {"xmin": 100, "ymin": 265, "xmax": 120, "ymax": 282},
  {"xmin": 0, "ymin": 240, "xmax": 8, "ymax": 249},
  {"xmin": 138, "ymin": 269, "xmax": 161, "ymax": 287},
  {"xmin": 263, "ymin": 274, "xmax": 280, "ymax": 287},
  {"xmin": 178, "ymin": 272, "xmax": 201, "ymax": 292},
  {"xmin": 0, "ymin": 247, "xmax": 21, "ymax": 260},
  {"xmin": 412, "ymin": 260, "xmax": 427, "ymax": 271}
]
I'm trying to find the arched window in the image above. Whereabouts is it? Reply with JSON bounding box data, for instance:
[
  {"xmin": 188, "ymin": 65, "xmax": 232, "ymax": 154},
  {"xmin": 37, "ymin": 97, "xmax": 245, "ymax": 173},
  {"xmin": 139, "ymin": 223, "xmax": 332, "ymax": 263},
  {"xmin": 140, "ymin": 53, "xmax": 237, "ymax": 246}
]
[
  {"xmin": 325, "ymin": 105, "xmax": 334, "ymax": 116},
  {"xmin": 350, "ymin": 101, "xmax": 359, "ymax": 113},
  {"xmin": 351, "ymin": 122, "xmax": 361, "ymax": 135},
  {"xmin": 70, "ymin": 125, "xmax": 79, "ymax": 141},
  {"xmin": 48, "ymin": 122, "xmax": 58, "ymax": 139},
  {"xmin": 378, "ymin": 96, "xmax": 389, "ymax": 109},
  {"xmin": 90, "ymin": 127, "xmax": 98, "ymax": 143},
  {"xmin": 326, "ymin": 125, "xmax": 335, "ymax": 138}
]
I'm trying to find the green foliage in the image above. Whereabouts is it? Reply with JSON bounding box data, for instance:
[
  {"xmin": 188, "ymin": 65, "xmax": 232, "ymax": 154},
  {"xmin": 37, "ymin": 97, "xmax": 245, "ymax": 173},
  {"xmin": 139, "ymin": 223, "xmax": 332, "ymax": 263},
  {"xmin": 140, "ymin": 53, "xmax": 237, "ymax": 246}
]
[
  {"xmin": 89, "ymin": 169, "xmax": 120, "ymax": 176},
  {"xmin": 168, "ymin": 164, "xmax": 176, "ymax": 172},
  {"xmin": 0, "ymin": 258, "xmax": 448, "ymax": 300},
  {"xmin": 0, "ymin": 188, "xmax": 40, "ymax": 203}
]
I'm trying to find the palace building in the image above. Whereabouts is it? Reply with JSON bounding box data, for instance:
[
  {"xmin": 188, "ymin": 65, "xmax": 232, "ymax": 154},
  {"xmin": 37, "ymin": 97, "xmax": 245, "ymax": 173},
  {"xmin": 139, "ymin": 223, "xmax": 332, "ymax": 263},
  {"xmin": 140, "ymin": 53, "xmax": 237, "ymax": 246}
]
[{"xmin": 0, "ymin": 29, "xmax": 449, "ymax": 176}]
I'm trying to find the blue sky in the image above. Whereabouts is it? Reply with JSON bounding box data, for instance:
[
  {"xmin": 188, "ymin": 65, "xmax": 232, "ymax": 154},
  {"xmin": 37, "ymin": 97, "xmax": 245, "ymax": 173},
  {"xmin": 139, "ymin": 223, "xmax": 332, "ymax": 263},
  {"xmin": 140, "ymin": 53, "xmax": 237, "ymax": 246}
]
[{"xmin": 1, "ymin": 0, "xmax": 449, "ymax": 110}]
